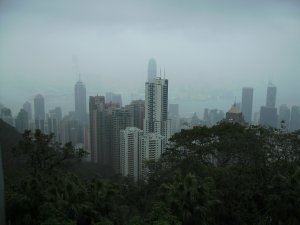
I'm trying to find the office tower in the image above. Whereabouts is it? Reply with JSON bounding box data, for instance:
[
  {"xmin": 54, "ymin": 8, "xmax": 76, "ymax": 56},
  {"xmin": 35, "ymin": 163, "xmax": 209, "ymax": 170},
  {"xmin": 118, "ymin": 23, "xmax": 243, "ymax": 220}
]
[
  {"xmin": 106, "ymin": 92, "xmax": 122, "ymax": 107},
  {"xmin": 47, "ymin": 107, "xmax": 62, "ymax": 141},
  {"xmin": 205, "ymin": 109, "xmax": 224, "ymax": 126},
  {"xmin": 203, "ymin": 108, "xmax": 209, "ymax": 126},
  {"xmin": 83, "ymin": 127, "xmax": 90, "ymax": 161},
  {"xmin": 225, "ymin": 103, "xmax": 245, "ymax": 124},
  {"xmin": 290, "ymin": 106, "xmax": 300, "ymax": 132},
  {"xmin": 34, "ymin": 94, "xmax": 45, "ymax": 132},
  {"xmin": 126, "ymin": 100, "xmax": 145, "ymax": 130},
  {"xmin": 241, "ymin": 87, "xmax": 253, "ymax": 123},
  {"xmin": 15, "ymin": 109, "xmax": 29, "ymax": 133},
  {"xmin": 259, "ymin": 106, "xmax": 277, "ymax": 128},
  {"xmin": 266, "ymin": 83, "xmax": 277, "ymax": 108},
  {"xmin": 1, "ymin": 107, "xmax": 13, "ymax": 126},
  {"xmin": 278, "ymin": 104, "xmax": 290, "ymax": 130},
  {"xmin": 169, "ymin": 104, "xmax": 180, "ymax": 134},
  {"xmin": 148, "ymin": 58, "xmax": 157, "ymax": 81},
  {"xmin": 23, "ymin": 101, "xmax": 32, "ymax": 121},
  {"xmin": 111, "ymin": 108, "xmax": 131, "ymax": 173},
  {"xmin": 253, "ymin": 111, "xmax": 260, "ymax": 125},
  {"xmin": 89, "ymin": 95, "xmax": 106, "ymax": 163},
  {"xmin": 259, "ymin": 84, "xmax": 277, "ymax": 128},
  {"xmin": 75, "ymin": 80, "xmax": 87, "ymax": 124},
  {"xmin": 120, "ymin": 127, "xmax": 143, "ymax": 180}
]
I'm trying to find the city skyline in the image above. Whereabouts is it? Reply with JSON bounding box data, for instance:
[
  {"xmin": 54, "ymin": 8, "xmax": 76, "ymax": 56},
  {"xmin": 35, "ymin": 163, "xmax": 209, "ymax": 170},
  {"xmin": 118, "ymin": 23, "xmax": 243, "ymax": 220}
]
[{"xmin": 1, "ymin": 0, "xmax": 300, "ymax": 116}]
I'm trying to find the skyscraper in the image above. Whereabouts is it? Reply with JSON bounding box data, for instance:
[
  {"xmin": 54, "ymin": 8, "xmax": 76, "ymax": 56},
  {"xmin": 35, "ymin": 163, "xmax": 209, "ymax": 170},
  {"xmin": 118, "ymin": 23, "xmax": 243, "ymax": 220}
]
[
  {"xmin": 120, "ymin": 127, "xmax": 143, "ymax": 181},
  {"xmin": 278, "ymin": 104, "xmax": 290, "ymax": 130},
  {"xmin": 266, "ymin": 83, "xmax": 277, "ymax": 108},
  {"xmin": 290, "ymin": 106, "xmax": 300, "ymax": 132},
  {"xmin": 23, "ymin": 101, "xmax": 32, "ymax": 121},
  {"xmin": 126, "ymin": 100, "xmax": 145, "ymax": 130},
  {"xmin": 241, "ymin": 87, "xmax": 253, "ymax": 123},
  {"xmin": 144, "ymin": 78, "xmax": 170, "ymax": 138},
  {"xmin": 147, "ymin": 58, "xmax": 157, "ymax": 81},
  {"xmin": 75, "ymin": 80, "xmax": 87, "ymax": 124},
  {"xmin": 89, "ymin": 95, "xmax": 105, "ymax": 163},
  {"xmin": 34, "ymin": 94, "xmax": 45, "ymax": 131},
  {"xmin": 111, "ymin": 108, "xmax": 131, "ymax": 173},
  {"xmin": 0, "ymin": 107, "xmax": 13, "ymax": 126},
  {"xmin": 169, "ymin": 103, "xmax": 180, "ymax": 134},
  {"xmin": 15, "ymin": 109, "xmax": 29, "ymax": 133},
  {"xmin": 259, "ymin": 84, "xmax": 277, "ymax": 128}
]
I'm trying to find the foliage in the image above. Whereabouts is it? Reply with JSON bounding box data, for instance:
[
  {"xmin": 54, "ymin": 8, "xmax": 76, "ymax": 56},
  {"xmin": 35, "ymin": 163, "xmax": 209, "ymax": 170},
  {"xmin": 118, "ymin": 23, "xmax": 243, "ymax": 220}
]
[{"xmin": 5, "ymin": 124, "xmax": 300, "ymax": 225}]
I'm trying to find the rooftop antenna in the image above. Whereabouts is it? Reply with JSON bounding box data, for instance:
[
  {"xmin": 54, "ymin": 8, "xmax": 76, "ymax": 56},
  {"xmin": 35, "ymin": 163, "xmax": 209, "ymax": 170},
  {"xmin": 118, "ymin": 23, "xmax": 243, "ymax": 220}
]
[
  {"xmin": 159, "ymin": 68, "xmax": 161, "ymax": 78},
  {"xmin": 164, "ymin": 68, "xmax": 165, "ymax": 79},
  {"xmin": 234, "ymin": 96, "xmax": 237, "ymax": 105}
]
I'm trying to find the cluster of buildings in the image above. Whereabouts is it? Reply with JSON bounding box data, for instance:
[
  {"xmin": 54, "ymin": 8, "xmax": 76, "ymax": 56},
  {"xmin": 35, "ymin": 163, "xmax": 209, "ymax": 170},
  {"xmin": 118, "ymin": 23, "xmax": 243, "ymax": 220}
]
[{"xmin": 1, "ymin": 59, "xmax": 300, "ymax": 180}]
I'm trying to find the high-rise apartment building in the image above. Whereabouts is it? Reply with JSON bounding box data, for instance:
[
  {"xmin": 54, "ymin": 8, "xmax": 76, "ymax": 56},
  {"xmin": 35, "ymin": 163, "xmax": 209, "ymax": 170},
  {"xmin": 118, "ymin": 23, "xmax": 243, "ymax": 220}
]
[
  {"xmin": 111, "ymin": 108, "xmax": 131, "ymax": 173},
  {"xmin": 75, "ymin": 80, "xmax": 87, "ymax": 124},
  {"xmin": 126, "ymin": 100, "xmax": 145, "ymax": 130},
  {"xmin": 47, "ymin": 107, "xmax": 62, "ymax": 141},
  {"xmin": 89, "ymin": 95, "xmax": 105, "ymax": 163},
  {"xmin": 144, "ymin": 78, "xmax": 170, "ymax": 138},
  {"xmin": 241, "ymin": 87, "xmax": 253, "ymax": 123},
  {"xmin": 148, "ymin": 58, "xmax": 157, "ymax": 81},
  {"xmin": 120, "ymin": 127, "xmax": 142, "ymax": 180},
  {"xmin": 34, "ymin": 94, "xmax": 45, "ymax": 132}
]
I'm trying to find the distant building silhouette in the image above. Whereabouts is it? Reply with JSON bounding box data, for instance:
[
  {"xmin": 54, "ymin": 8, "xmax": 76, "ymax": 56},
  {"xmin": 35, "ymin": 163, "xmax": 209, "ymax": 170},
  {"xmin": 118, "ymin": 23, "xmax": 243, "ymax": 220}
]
[
  {"xmin": 225, "ymin": 103, "xmax": 245, "ymax": 124},
  {"xmin": 106, "ymin": 92, "xmax": 122, "ymax": 107},
  {"xmin": 259, "ymin": 83, "xmax": 277, "ymax": 128},
  {"xmin": 266, "ymin": 83, "xmax": 277, "ymax": 108},
  {"xmin": 75, "ymin": 80, "xmax": 87, "ymax": 124},
  {"xmin": 23, "ymin": 101, "xmax": 32, "ymax": 121},
  {"xmin": 168, "ymin": 103, "xmax": 180, "ymax": 134},
  {"xmin": 259, "ymin": 106, "xmax": 277, "ymax": 128},
  {"xmin": 34, "ymin": 94, "xmax": 45, "ymax": 132},
  {"xmin": 0, "ymin": 107, "xmax": 13, "ymax": 126},
  {"xmin": 15, "ymin": 109, "xmax": 29, "ymax": 133},
  {"xmin": 241, "ymin": 87, "xmax": 253, "ymax": 123},
  {"xmin": 147, "ymin": 58, "xmax": 157, "ymax": 81},
  {"xmin": 278, "ymin": 104, "xmax": 290, "ymax": 131},
  {"xmin": 47, "ymin": 107, "xmax": 62, "ymax": 142},
  {"xmin": 290, "ymin": 106, "xmax": 300, "ymax": 132}
]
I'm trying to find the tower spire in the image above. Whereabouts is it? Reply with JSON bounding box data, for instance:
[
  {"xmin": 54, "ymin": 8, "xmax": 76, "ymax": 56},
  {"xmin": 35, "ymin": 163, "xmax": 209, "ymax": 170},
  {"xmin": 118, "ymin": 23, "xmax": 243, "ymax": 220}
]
[{"xmin": 164, "ymin": 68, "xmax": 165, "ymax": 79}]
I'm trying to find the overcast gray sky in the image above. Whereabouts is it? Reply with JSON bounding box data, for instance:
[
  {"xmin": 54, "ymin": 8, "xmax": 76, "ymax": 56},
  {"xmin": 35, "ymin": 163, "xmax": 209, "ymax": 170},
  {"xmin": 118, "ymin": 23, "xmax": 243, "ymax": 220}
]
[{"xmin": 1, "ymin": 0, "xmax": 300, "ymax": 117}]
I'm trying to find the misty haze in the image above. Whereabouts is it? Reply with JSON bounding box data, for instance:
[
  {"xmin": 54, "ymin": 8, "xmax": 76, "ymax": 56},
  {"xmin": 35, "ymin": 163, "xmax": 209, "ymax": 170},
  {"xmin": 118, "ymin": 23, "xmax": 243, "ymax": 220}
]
[{"xmin": 1, "ymin": 0, "xmax": 300, "ymax": 225}]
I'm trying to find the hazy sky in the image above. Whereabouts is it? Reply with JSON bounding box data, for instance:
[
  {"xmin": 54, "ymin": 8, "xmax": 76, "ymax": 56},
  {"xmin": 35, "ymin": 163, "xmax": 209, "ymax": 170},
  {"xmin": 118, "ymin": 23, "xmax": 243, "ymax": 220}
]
[{"xmin": 1, "ymin": 0, "xmax": 300, "ymax": 117}]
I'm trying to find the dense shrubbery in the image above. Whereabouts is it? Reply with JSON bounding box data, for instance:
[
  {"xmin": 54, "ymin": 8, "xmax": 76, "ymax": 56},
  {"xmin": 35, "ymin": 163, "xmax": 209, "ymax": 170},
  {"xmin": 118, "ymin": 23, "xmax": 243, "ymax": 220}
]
[{"xmin": 5, "ymin": 123, "xmax": 300, "ymax": 225}]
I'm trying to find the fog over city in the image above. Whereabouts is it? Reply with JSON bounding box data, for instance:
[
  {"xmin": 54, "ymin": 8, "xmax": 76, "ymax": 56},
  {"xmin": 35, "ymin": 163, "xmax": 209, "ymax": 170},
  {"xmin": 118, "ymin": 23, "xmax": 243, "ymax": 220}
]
[{"xmin": 1, "ymin": 0, "xmax": 300, "ymax": 117}]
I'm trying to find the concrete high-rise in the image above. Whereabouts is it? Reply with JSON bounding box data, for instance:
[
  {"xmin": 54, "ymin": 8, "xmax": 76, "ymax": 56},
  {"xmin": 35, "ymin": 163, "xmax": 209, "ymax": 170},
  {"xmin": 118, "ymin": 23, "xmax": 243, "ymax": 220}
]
[
  {"xmin": 147, "ymin": 58, "xmax": 157, "ymax": 81},
  {"xmin": 126, "ymin": 100, "xmax": 145, "ymax": 130},
  {"xmin": 169, "ymin": 104, "xmax": 180, "ymax": 134},
  {"xmin": 266, "ymin": 83, "xmax": 277, "ymax": 108},
  {"xmin": 111, "ymin": 108, "xmax": 131, "ymax": 173},
  {"xmin": 144, "ymin": 78, "xmax": 170, "ymax": 138},
  {"xmin": 89, "ymin": 95, "xmax": 105, "ymax": 163},
  {"xmin": 47, "ymin": 107, "xmax": 62, "ymax": 141},
  {"xmin": 0, "ymin": 107, "xmax": 13, "ymax": 126},
  {"xmin": 34, "ymin": 94, "xmax": 45, "ymax": 131},
  {"xmin": 75, "ymin": 80, "xmax": 87, "ymax": 124},
  {"xmin": 241, "ymin": 87, "xmax": 253, "ymax": 123},
  {"xmin": 290, "ymin": 106, "xmax": 300, "ymax": 132}
]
